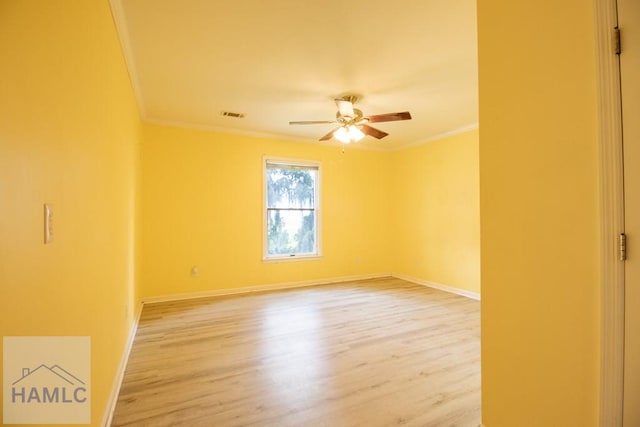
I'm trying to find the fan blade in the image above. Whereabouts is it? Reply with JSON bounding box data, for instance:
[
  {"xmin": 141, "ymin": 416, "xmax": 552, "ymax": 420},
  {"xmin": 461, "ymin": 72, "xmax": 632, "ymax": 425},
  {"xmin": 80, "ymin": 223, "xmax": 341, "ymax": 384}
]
[
  {"xmin": 366, "ymin": 111, "xmax": 412, "ymax": 123},
  {"xmin": 335, "ymin": 99, "xmax": 355, "ymax": 117},
  {"xmin": 361, "ymin": 124, "xmax": 389, "ymax": 139},
  {"xmin": 289, "ymin": 120, "xmax": 335, "ymax": 125},
  {"xmin": 320, "ymin": 128, "xmax": 340, "ymax": 141}
]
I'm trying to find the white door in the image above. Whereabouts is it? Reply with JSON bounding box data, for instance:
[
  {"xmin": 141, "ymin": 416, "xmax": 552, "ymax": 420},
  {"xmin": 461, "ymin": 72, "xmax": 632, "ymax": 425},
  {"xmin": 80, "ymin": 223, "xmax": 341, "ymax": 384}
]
[{"xmin": 620, "ymin": 0, "xmax": 640, "ymax": 424}]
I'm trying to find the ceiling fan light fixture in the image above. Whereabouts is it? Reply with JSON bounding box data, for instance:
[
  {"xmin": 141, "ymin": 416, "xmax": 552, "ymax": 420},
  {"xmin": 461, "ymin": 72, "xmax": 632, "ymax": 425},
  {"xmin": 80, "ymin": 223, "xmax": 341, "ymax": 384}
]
[
  {"xmin": 334, "ymin": 126, "xmax": 351, "ymax": 143},
  {"xmin": 290, "ymin": 96, "xmax": 411, "ymax": 142},
  {"xmin": 348, "ymin": 125, "xmax": 365, "ymax": 142},
  {"xmin": 334, "ymin": 125, "xmax": 364, "ymax": 144}
]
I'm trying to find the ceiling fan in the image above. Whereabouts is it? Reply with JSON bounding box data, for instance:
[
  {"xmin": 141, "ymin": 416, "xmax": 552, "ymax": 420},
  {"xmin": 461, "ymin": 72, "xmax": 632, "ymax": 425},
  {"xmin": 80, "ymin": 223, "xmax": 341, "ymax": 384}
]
[{"xmin": 289, "ymin": 95, "xmax": 412, "ymax": 143}]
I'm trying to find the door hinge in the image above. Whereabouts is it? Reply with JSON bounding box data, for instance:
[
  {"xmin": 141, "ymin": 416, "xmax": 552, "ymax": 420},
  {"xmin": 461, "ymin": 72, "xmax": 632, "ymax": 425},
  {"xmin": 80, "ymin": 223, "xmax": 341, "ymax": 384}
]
[
  {"xmin": 614, "ymin": 27, "xmax": 621, "ymax": 55},
  {"xmin": 619, "ymin": 233, "xmax": 627, "ymax": 261}
]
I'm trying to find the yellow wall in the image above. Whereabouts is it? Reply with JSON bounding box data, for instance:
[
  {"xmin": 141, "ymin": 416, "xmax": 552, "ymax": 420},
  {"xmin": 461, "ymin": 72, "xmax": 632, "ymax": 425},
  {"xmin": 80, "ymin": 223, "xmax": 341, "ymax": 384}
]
[
  {"xmin": 0, "ymin": 1, "xmax": 141, "ymax": 425},
  {"xmin": 140, "ymin": 122, "xmax": 480, "ymax": 299},
  {"xmin": 140, "ymin": 123, "xmax": 393, "ymax": 298},
  {"xmin": 391, "ymin": 130, "xmax": 480, "ymax": 294},
  {"xmin": 478, "ymin": 0, "xmax": 600, "ymax": 425}
]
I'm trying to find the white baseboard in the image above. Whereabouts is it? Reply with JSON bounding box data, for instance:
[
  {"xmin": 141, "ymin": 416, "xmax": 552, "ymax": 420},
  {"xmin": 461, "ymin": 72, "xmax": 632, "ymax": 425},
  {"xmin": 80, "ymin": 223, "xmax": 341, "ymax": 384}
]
[
  {"xmin": 141, "ymin": 273, "xmax": 392, "ymax": 304},
  {"xmin": 392, "ymin": 274, "xmax": 481, "ymax": 300},
  {"xmin": 101, "ymin": 302, "xmax": 143, "ymax": 427}
]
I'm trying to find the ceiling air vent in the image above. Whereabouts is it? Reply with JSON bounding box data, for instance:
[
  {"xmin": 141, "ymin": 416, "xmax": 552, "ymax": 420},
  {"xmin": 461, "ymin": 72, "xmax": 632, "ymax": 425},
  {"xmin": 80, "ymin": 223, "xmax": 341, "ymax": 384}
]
[{"xmin": 221, "ymin": 111, "xmax": 245, "ymax": 118}]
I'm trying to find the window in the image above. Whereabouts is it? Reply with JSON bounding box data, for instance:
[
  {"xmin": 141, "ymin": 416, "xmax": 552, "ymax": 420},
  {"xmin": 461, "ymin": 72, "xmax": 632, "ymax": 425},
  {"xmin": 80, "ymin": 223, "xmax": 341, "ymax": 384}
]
[{"xmin": 264, "ymin": 158, "xmax": 320, "ymax": 260}]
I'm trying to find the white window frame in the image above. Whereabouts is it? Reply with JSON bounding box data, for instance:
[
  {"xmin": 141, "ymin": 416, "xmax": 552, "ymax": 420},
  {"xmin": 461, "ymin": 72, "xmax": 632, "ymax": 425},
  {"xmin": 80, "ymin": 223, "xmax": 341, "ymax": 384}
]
[{"xmin": 263, "ymin": 156, "xmax": 322, "ymax": 262}]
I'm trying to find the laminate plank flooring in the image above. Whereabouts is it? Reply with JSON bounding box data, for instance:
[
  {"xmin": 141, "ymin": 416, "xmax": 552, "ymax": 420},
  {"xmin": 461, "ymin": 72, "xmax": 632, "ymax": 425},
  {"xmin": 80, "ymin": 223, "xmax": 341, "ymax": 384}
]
[{"xmin": 111, "ymin": 277, "xmax": 480, "ymax": 426}]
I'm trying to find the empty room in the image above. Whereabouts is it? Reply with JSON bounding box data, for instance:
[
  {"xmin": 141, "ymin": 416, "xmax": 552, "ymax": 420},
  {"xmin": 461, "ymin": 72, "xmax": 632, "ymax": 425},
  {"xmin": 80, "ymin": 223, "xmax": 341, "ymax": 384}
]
[
  {"xmin": 111, "ymin": 1, "xmax": 481, "ymax": 425},
  {"xmin": 1, "ymin": 0, "xmax": 623, "ymax": 426}
]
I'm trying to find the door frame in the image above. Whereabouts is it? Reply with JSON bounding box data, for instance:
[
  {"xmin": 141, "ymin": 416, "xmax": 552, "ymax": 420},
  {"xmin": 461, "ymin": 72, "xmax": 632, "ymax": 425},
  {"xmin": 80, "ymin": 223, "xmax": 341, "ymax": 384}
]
[{"xmin": 595, "ymin": 0, "xmax": 625, "ymax": 425}]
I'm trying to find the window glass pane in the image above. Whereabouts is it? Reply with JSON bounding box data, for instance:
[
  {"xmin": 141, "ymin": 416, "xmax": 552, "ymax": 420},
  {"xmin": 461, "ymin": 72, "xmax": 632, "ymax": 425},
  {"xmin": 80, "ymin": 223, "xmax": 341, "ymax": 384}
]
[
  {"xmin": 267, "ymin": 209, "xmax": 315, "ymax": 255},
  {"xmin": 266, "ymin": 166, "xmax": 317, "ymax": 209}
]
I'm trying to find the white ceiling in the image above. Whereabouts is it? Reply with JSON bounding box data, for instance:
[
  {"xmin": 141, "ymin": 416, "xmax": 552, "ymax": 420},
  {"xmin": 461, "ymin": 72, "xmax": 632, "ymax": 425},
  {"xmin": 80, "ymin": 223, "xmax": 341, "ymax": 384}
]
[{"xmin": 111, "ymin": 0, "xmax": 478, "ymax": 150}]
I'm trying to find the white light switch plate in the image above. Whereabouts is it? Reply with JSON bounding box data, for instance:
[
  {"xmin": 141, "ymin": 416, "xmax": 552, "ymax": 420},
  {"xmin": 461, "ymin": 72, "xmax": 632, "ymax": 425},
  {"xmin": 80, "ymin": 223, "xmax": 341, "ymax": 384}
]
[{"xmin": 44, "ymin": 204, "xmax": 52, "ymax": 244}]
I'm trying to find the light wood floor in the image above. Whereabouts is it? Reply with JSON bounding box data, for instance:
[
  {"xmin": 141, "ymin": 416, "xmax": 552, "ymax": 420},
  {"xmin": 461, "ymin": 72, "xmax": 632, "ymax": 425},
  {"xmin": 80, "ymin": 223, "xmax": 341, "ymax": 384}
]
[{"xmin": 111, "ymin": 277, "xmax": 480, "ymax": 426}]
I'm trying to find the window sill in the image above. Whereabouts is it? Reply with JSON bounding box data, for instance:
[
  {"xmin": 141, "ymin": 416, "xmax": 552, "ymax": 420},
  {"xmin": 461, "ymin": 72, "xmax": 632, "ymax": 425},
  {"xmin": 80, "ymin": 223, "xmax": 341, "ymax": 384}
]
[{"xmin": 262, "ymin": 254, "xmax": 322, "ymax": 263}]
